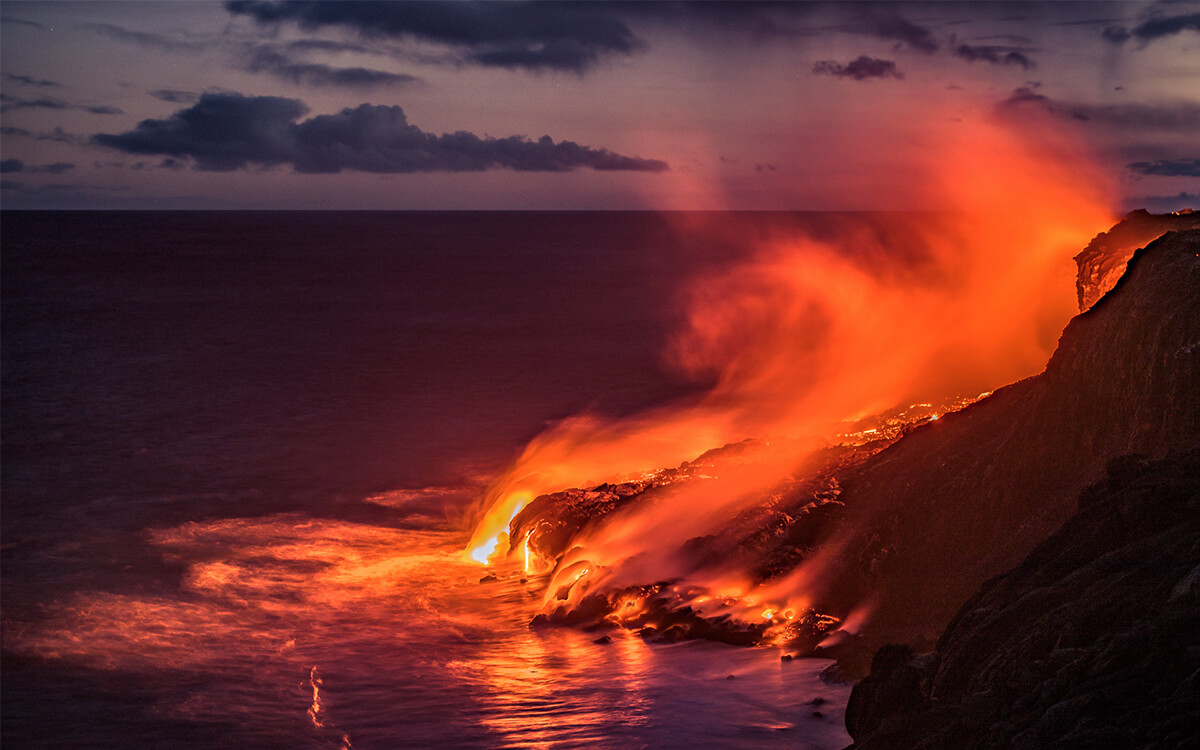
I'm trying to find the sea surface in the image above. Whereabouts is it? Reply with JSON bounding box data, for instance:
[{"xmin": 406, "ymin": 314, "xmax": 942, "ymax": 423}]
[{"xmin": 1, "ymin": 211, "xmax": 852, "ymax": 748}]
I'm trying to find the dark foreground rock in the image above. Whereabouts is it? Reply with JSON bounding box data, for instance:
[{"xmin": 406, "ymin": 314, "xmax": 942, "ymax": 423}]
[{"xmin": 847, "ymin": 448, "xmax": 1200, "ymax": 749}]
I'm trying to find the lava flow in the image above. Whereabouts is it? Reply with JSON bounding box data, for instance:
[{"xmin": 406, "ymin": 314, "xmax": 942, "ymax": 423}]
[{"xmin": 465, "ymin": 108, "xmax": 1116, "ymax": 640}]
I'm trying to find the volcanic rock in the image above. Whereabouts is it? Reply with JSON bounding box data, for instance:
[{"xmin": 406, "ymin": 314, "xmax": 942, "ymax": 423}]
[
  {"xmin": 1073, "ymin": 208, "xmax": 1200, "ymax": 311},
  {"xmin": 815, "ymin": 228, "xmax": 1200, "ymax": 653},
  {"xmin": 844, "ymin": 644, "xmax": 930, "ymax": 743},
  {"xmin": 846, "ymin": 447, "xmax": 1200, "ymax": 749}
]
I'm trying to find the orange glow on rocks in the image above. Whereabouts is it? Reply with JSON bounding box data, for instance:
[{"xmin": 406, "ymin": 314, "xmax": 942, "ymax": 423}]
[{"xmin": 466, "ymin": 108, "xmax": 1115, "ymax": 635}]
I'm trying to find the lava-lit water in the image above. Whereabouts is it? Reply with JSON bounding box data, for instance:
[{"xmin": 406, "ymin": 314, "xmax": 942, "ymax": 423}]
[
  {"xmin": 3, "ymin": 508, "xmax": 849, "ymax": 749},
  {"xmin": 2, "ymin": 211, "xmax": 856, "ymax": 748}
]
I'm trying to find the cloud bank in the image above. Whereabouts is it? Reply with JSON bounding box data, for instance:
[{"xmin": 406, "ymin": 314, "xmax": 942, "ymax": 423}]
[
  {"xmin": 240, "ymin": 46, "xmax": 420, "ymax": 88},
  {"xmin": 225, "ymin": 0, "xmax": 643, "ymax": 72},
  {"xmin": 848, "ymin": 12, "xmax": 940, "ymax": 53},
  {"xmin": 0, "ymin": 159, "xmax": 75, "ymax": 174},
  {"xmin": 952, "ymin": 43, "xmax": 1035, "ymax": 69},
  {"xmin": 0, "ymin": 93, "xmax": 122, "ymax": 115},
  {"xmin": 813, "ymin": 56, "xmax": 903, "ymax": 81},
  {"xmin": 1104, "ymin": 11, "xmax": 1200, "ymax": 45},
  {"xmin": 92, "ymin": 93, "xmax": 669, "ymax": 173},
  {"xmin": 1127, "ymin": 158, "xmax": 1200, "ymax": 177}
]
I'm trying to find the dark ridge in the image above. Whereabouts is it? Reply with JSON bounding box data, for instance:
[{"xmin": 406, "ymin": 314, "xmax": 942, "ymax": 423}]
[{"xmin": 846, "ymin": 447, "xmax": 1200, "ymax": 749}]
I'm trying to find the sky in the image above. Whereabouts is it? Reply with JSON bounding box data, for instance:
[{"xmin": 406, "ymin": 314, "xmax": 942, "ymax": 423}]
[{"xmin": 1, "ymin": 0, "xmax": 1197, "ymax": 210}]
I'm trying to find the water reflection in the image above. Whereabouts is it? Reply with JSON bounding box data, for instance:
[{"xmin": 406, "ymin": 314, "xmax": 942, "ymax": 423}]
[{"xmin": 4, "ymin": 513, "xmax": 850, "ymax": 748}]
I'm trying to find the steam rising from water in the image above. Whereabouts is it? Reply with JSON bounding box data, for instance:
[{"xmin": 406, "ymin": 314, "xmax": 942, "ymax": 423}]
[{"xmin": 467, "ymin": 111, "xmax": 1115, "ymax": 623}]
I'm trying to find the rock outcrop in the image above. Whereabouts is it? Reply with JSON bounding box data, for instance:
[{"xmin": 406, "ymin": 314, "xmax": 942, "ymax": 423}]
[
  {"xmin": 1074, "ymin": 208, "xmax": 1199, "ymax": 311},
  {"xmin": 846, "ymin": 447, "xmax": 1200, "ymax": 749}
]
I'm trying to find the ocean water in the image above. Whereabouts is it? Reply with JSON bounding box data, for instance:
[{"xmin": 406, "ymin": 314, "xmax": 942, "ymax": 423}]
[{"xmin": 1, "ymin": 212, "xmax": 852, "ymax": 749}]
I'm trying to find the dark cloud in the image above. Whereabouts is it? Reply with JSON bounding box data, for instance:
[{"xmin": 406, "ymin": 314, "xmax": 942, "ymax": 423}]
[
  {"xmin": 85, "ymin": 20, "xmax": 420, "ymax": 89},
  {"xmin": 1101, "ymin": 25, "xmax": 1132, "ymax": 43},
  {"xmin": 952, "ymin": 43, "xmax": 1035, "ymax": 69},
  {"xmin": 1, "ymin": 180, "xmax": 22, "ymax": 190},
  {"xmin": 83, "ymin": 22, "xmax": 208, "ymax": 53},
  {"xmin": 845, "ymin": 12, "xmax": 940, "ymax": 53},
  {"xmin": 974, "ymin": 34, "xmax": 1034, "ymax": 45},
  {"xmin": 92, "ymin": 92, "xmax": 668, "ymax": 174},
  {"xmin": 37, "ymin": 127, "xmax": 89, "ymax": 145},
  {"xmin": 1002, "ymin": 84, "xmax": 1046, "ymax": 105},
  {"xmin": 999, "ymin": 88, "xmax": 1200, "ymax": 133},
  {"xmin": 4, "ymin": 73, "xmax": 61, "ymax": 87},
  {"xmin": 241, "ymin": 46, "xmax": 419, "ymax": 88},
  {"xmin": 93, "ymin": 94, "xmax": 306, "ymax": 171},
  {"xmin": 1129, "ymin": 191, "xmax": 1200, "ymax": 214},
  {"xmin": 36, "ymin": 162, "xmax": 76, "ymax": 174},
  {"xmin": 149, "ymin": 89, "xmax": 201, "ymax": 104},
  {"xmin": 0, "ymin": 159, "xmax": 75, "ymax": 174},
  {"xmin": 1103, "ymin": 11, "xmax": 1200, "ymax": 44},
  {"xmin": 0, "ymin": 93, "xmax": 123, "ymax": 115},
  {"xmin": 1131, "ymin": 12, "xmax": 1200, "ymax": 40},
  {"xmin": 1127, "ymin": 158, "xmax": 1200, "ymax": 177},
  {"xmin": 285, "ymin": 39, "xmax": 371, "ymax": 55},
  {"xmin": 755, "ymin": 163, "xmax": 776, "ymax": 172},
  {"xmin": 2, "ymin": 124, "xmax": 86, "ymax": 144},
  {"xmin": 225, "ymin": 1, "xmax": 643, "ymax": 72},
  {"xmin": 813, "ymin": 56, "xmax": 904, "ymax": 81}
]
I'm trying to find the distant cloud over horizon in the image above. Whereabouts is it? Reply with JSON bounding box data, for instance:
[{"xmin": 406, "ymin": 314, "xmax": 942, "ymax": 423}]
[
  {"xmin": 239, "ymin": 45, "xmax": 421, "ymax": 89},
  {"xmin": 846, "ymin": 12, "xmax": 940, "ymax": 53},
  {"xmin": 813, "ymin": 55, "xmax": 904, "ymax": 81},
  {"xmin": 1127, "ymin": 158, "xmax": 1200, "ymax": 177},
  {"xmin": 92, "ymin": 93, "xmax": 669, "ymax": 174},
  {"xmin": 4, "ymin": 73, "xmax": 61, "ymax": 87},
  {"xmin": 951, "ymin": 42, "xmax": 1035, "ymax": 69},
  {"xmin": 0, "ymin": 158, "xmax": 77, "ymax": 174},
  {"xmin": 1104, "ymin": 11, "xmax": 1200, "ymax": 45},
  {"xmin": 998, "ymin": 87, "xmax": 1200, "ymax": 134},
  {"xmin": 224, "ymin": 0, "xmax": 644, "ymax": 73},
  {"xmin": 0, "ymin": 93, "xmax": 122, "ymax": 115},
  {"xmin": 149, "ymin": 89, "xmax": 201, "ymax": 104}
]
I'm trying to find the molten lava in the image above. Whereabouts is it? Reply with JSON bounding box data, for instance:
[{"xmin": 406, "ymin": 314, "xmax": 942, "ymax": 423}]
[{"xmin": 466, "ymin": 108, "xmax": 1116, "ymax": 640}]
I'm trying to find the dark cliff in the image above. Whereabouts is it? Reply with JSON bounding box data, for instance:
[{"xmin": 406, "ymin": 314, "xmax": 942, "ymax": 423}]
[
  {"xmin": 817, "ymin": 228, "xmax": 1200, "ymax": 649},
  {"xmin": 845, "ymin": 447, "xmax": 1200, "ymax": 749}
]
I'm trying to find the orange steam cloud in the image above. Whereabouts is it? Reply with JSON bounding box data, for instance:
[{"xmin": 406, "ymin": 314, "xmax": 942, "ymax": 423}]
[{"xmin": 466, "ymin": 108, "xmax": 1115, "ymax": 619}]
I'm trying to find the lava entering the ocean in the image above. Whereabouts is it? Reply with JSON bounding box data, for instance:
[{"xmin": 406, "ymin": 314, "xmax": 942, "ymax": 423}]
[{"xmin": 465, "ymin": 109, "xmax": 1115, "ymax": 642}]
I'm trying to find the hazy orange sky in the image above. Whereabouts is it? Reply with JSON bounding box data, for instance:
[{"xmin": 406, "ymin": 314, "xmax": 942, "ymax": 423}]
[{"xmin": 2, "ymin": 1, "xmax": 1197, "ymax": 210}]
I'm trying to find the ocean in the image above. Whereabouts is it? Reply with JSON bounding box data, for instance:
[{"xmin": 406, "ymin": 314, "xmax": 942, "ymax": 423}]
[{"xmin": 1, "ymin": 211, "xmax": 852, "ymax": 749}]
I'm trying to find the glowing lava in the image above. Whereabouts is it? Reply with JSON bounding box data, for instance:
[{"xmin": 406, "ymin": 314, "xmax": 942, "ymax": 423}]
[{"xmin": 465, "ymin": 106, "xmax": 1115, "ymax": 637}]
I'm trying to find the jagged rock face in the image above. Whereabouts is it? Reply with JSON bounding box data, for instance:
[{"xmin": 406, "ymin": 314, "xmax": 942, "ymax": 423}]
[
  {"xmin": 1074, "ymin": 209, "xmax": 1200, "ymax": 311},
  {"xmin": 817, "ymin": 229, "xmax": 1200, "ymax": 647},
  {"xmin": 847, "ymin": 448, "xmax": 1200, "ymax": 750}
]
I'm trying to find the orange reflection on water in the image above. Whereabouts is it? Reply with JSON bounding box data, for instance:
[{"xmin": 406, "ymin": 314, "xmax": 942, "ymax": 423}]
[
  {"xmin": 4, "ymin": 515, "xmax": 499, "ymax": 745},
  {"xmin": 457, "ymin": 615, "xmax": 653, "ymax": 749}
]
